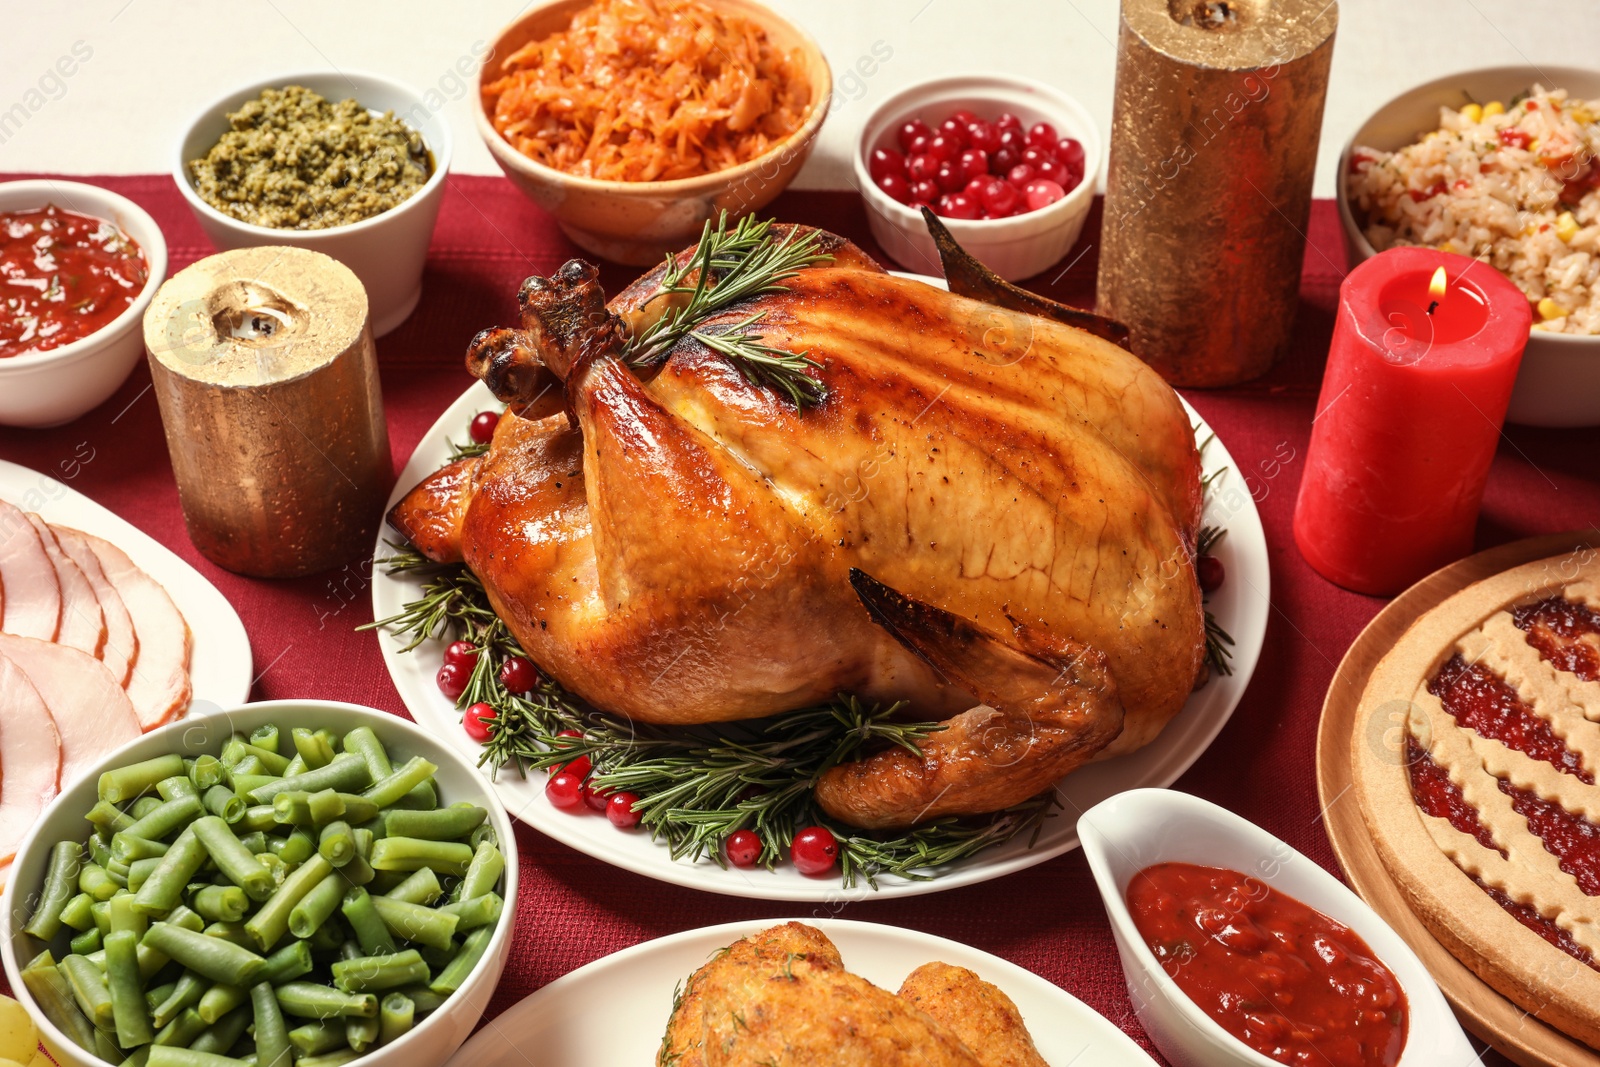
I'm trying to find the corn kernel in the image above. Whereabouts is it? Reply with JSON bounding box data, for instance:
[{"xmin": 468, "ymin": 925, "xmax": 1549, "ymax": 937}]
[
  {"xmin": 1538, "ymin": 297, "xmax": 1564, "ymax": 320},
  {"xmin": 1575, "ymin": 107, "xmax": 1595, "ymax": 124},
  {"xmin": 1484, "ymin": 101, "xmax": 1506, "ymax": 117},
  {"xmin": 1461, "ymin": 103, "xmax": 1484, "ymax": 123},
  {"xmin": 1557, "ymin": 211, "xmax": 1580, "ymax": 242}
]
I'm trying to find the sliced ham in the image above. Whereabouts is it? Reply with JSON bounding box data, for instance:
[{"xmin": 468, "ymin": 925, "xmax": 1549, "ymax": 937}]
[
  {"xmin": 52, "ymin": 524, "xmax": 137, "ymax": 686},
  {"xmin": 67, "ymin": 528, "xmax": 192, "ymax": 729},
  {"xmin": 0, "ymin": 653, "xmax": 62, "ymax": 865},
  {"xmin": 0, "ymin": 499, "xmax": 61, "ymax": 641},
  {"xmin": 0, "ymin": 634, "xmax": 137, "ymax": 791},
  {"xmin": 26, "ymin": 514, "xmax": 105, "ymax": 658}
]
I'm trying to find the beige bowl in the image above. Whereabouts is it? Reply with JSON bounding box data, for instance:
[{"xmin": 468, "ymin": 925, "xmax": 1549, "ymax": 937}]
[
  {"xmin": 1337, "ymin": 65, "xmax": 1600, "ymax": 428},
  {"xmin": 475, "ymin": 0, "xmax": 831, "ymax": 266}
]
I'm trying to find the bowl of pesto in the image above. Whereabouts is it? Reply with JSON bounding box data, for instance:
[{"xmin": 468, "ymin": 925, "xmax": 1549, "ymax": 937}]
[{"xmin": 174, "ymin": 73, "xmax": 452, "ymax": 337}]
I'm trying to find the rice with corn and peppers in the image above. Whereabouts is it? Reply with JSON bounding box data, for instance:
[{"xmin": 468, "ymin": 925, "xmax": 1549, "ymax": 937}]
[{"xmin": 1347, "ymin": 85, "xmax": 1600, "ymax": 335}]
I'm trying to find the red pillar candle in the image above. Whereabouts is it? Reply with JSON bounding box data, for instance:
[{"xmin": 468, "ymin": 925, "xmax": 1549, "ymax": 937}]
[{"xmin": 1293, "ymin": 247, "xmax": 1531, "ymax": 596}]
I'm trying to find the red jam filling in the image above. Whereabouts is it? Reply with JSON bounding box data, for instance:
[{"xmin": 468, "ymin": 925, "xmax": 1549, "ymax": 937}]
[
  {"xmin": 1405, "ymin": 738, "xmax": 1502, "ymax": 853},
  {"xmin": 1127, "ymin": 862, "xmax": 1408, "ymax": 1067},
  {"xmin": 0, "ymin": 204, "xmax": 148, "ymax": 359},
  {"xmin": 1500, "ymin": 781, "xmax": 1600, "ymax": 896},
  {"xmin": 1513, "ymin": 595, "xmax": 1600, "ymax": 683},
  {"xmin": 1428, "ymin": 653, "xmax": 1592, "ymax": 783},
  {"xmin": 1473, "ymin": 876, "xmax": 1595, "ymax": 967}
]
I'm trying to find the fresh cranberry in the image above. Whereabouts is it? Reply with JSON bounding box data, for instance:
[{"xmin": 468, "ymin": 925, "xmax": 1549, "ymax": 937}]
[
  {"xmin": 469, "ymin": 411, "xmax": 499, "ymax": 444},
  {"xmin": 995, "ymin": 112, "xmax": 1023, "ymax": 132},
  {"xmin": 979, "ymin": 178, "xmax": 1021, "ymax": 217},
  {"xmin": 499, "ymin": 655, "xmax": 538, "ymax": 694},
  {"xmin": 725, "ymin": 829, "xmax": 762, "ymax": 868},
  {"xmin": 463, "ymin": 702, "xmax": 496, "ymax": 743},
  {"xmin": 546, "ymin": 770, "xmax": 584, "ymax": 809},
  {"xmin": 1034, "ymin": 156, "xmax": 1067, "ymax": 184},
  {"xmin": 909, "ymin": 179, "xmax": 940, "ymax": 205},
  {"xmin": 1025, "ymin": 121, "xmax": 1058, "ymax": 149},
  {"xmin": 878, "ymin": 173, "xmax": 911, "ymax": 204},
  {"xmin": 936, "ymin": 193, "xmax": 983, "ymax": 220},
  {"xmin": 934, "ymin": 160, "xmax": 965, "ymax": 194},
  {"xmin": 896, "ymin": 119, "xmax": 931, "ymax": 151},
  {"xmin": 1057, "ymin": 137, "xmax": 1086, "ymax": 170},
  {"xmin": 927, "ymin": 134, "xmax": 962, "ymax": 162},
  {"xmin": 791, "ymin": 826, "xmax": 840, "ymax": 875},
  {"xmin": 435, "ymin": 662, "xmax": 469, "ymax": 702},
  {"xmin": 1060, "ymin": 168, "xmax": 1084, "ymax": 194},
  {"xmin": 991, "ymin": 145, "xmax": 1021, "ymax": 173},
  {"xmin": 997, "ymin": 126, "xmax": 1025, "ymax": 151},
  {"xmin": 606, "ymin": 792, "xmax": 642, "ymax": 828},
  {"xmin": 868, "ymin": 147, "xmax": 904, "ymax": 183},
  {"xmin": 963, "ymin": 176, "xmax": 989, "ymax": 199},
  {"xmin": 947, "ymin": 108, "xmax": 980, "ymax": 128},
  {"xmin": 937, "ymin": 117, "xmax": 969, "ymax": 147},
  {"xmin": 1198, "ymin": 555, "xmax": 1226, "ymax": 592},
  {"xmin": 907, "ymin": 153, "xmax": 940, "ymax": 184},
  {"xmin": 907, "ymin": 132, "xmax": 933, "ymax": 157},
  {"xmin": 1024, "ymin": 179, "xmax": 1067, "ymax": 211},
  {"xmin": 444, "ymin": 640, "xmax": 479, "ymax": 669},
  {"xmin": 1007, "ymin": 163, "xmax": 1035, "ymax": 188},
  {"xmin": 966, "ymin": 119, "xmax": 999, "ymax": 154},
  {"xmin": 1021, "ymin": 146, "xmax": 1050, "ymax": 168},
  {"xmin": 581, "ymin": 780, "xmax": 611, "ymax": 812},
  {"xmin": 957, "ymin": 148, "xmax": 989, "ymax": 182}
]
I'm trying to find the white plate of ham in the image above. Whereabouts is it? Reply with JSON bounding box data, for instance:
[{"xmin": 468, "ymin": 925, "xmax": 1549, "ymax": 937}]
[{"xmin": 0, "ymin": 459, "xmax": 251, "ymax": 882}]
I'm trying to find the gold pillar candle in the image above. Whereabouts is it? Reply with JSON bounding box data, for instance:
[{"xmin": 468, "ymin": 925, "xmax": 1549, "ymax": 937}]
[
  {"xmin": 1097, "ymin": 0, "xmax": 1337, "ymax": 386},
  {"xmin": 144, "ymin": 246, "xmax": 389, "ymax": 578}
]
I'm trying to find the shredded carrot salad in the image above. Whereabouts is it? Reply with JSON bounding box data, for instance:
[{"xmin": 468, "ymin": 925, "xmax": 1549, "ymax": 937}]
[{"xmin": 484, "ymin": 0, "xmax": 812, "ymax": 182}]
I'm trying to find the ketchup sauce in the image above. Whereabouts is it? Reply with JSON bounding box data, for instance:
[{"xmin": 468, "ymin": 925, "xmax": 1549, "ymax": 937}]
[
  {"xmin": 0, "ymin": 204, "xmax": 148, "ymax": 359},
  {"xmin": 1127, "ymin": 862, "xmax": 1408, "ymax": 1067}
]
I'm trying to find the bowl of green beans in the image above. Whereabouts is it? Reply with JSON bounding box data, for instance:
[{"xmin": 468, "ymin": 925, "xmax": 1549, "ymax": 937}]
[{"xmin": 0, "ymin": 700, "xmax": 517, "ymax": 1067}]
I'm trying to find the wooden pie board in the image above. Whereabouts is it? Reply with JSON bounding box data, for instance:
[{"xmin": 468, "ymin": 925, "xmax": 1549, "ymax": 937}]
[{"xmin": 1316, "ymin": 530, "xmax": 1600, "ymax": 1067}]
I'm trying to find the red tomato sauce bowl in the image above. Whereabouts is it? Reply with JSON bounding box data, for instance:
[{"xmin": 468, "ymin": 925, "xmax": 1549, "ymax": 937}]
[
  {"xmin": 0, "ymin": 180, "xmax": 167, "ymax": 428},
  {"xmin": 1078, "ymin": 788, "xmax": 1473, "ymax": 1067}
]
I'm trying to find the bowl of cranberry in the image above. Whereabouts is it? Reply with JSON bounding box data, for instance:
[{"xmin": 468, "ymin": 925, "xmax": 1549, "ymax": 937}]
[{"xmin": 854, "ymin": 73, "xmax": 1098, "ymax": 282}]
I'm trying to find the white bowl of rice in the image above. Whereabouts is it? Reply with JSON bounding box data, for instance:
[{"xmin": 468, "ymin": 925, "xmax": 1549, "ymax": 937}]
[{"xmin": 1340, "ymin": 66, "xmax": 1600, "ymax": 428}]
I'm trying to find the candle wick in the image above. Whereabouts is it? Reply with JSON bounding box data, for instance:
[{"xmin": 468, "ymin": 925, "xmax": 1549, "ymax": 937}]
[{"xmin": 1426, "ymin": 300, "xmax": 1439, "ymax": 315}]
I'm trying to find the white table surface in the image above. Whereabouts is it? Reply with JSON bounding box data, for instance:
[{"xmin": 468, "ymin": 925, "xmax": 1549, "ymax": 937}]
[{"xmin": 0, "ymin": 0, "xmax": 1593, "ymax": 198}]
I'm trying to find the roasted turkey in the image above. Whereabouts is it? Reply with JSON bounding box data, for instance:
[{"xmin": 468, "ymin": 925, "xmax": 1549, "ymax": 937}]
[{"xmin": 390, "ymin": 215, "xmax": 1206, "ymax": 829}]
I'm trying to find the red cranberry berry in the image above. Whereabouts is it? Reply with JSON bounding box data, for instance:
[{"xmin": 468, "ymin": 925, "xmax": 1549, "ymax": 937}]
[
  {"xmin": 791, "ymin": 826, "xmax": 840, "ymax": 876},
  {"xmin": 934, "ymin": 160, "xmax": 965, "ymax": 194},
  {"xmin": 868, "ymin": 147, "xmax": 904, "ymax": 183},
  {"xmin": 907, "ymin": 153, "xmax": 939, "ymax": 184},
  {"xmin": 444, "ymin": 640, "xmax": 479, "ymax": 669},
  {"xmin": 878, "ymin": 173, "xmax": 911, "ymax": 204},
  {"xmin": 966, "ymin": 120, "xmax": 999, "ymax": 154},
  {"xmin": 463, "ymin": 702, "xmax": 497, "ymax": 743},
  {"xmin": 606, "ymin": 792, "xmax": 642, "ymax": 828},
  {"xmin": 546, "ymin": 770, "xmax": 584, "ymax": 809},
  {"xmin": 979, "ymin": 178, "xmax": 1021, "ymax": 218},
  {"xmin": 1198, "ymin": 555, "xmax": 1226, "ymax": 592},
  {"xmin": 936, "ymin": 193, "xmax": 983, "ymax": 220},
  {"xmin": 435, "ymin": 662, "xmax": 469, "ymax": 702},
  {"xmin": 994, "ymin": 112, "xmax": 1023, "ymax": 132},
  {"xmin": 957, "ymin": 148, "xmax": 989, "ymax": 183},
  {"xmin": 1024, "ymin": 179, "xmax": 1067, "ymax": 211},
  {"xmin": 896, "ymin": 119, "xmax": 931, "ymax": 151},
  {"xmin": 498, "ymin": 655, "xmax": 539, "ymax": 695},
  {"xmin": 469, "ymin": 411, "xmax": 499, "ymax": 444},
  {"xmin": 581, "ymin": 779, "xmax": 611, "ymax": 812},
  {"xmin": 725, "ymin": 829, "xmax": 762, "ymax": 868},
  {"xmin": 1057, "ymin": 137, "xmax": 1086, "ymax": 170},
  {"xmin": 1025, "ymin": 121, "xmax": 1058, "ymax": 149}
]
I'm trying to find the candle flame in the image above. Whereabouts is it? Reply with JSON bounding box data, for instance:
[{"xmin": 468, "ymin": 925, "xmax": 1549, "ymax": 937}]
[{"xmin": 1428, "ymin": 267, "xmax": 1448, "ymax": 299}]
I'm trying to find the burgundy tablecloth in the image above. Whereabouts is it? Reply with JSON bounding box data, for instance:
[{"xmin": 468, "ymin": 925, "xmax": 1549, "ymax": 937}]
[{"xmin": 3, "ymin": 174, "xmax": 1598, "ymax": 1065}]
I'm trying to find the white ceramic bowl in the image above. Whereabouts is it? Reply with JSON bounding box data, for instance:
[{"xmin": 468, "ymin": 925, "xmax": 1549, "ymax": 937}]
[
  {"xmin": 855, "ymin": 73, "xmax": 1099, "ymax": 281},
  {"xmin": 0, "ymin": 180, "xmax": 167, "ymax": 428},
  {"xmin": 174, "ymin": 72, "xmax": 453, "ymax": 337},
  {"xmin": 1336, "ymin": 65, "xmax": 1600, "ymax": 428},
  {"xmin": 1, "ymin": 700, "xmax": 518, "ymax": 1067},
  {"xmin": 1079, "ymin": 789, "xmax": 1473, "ymax": 1067}
]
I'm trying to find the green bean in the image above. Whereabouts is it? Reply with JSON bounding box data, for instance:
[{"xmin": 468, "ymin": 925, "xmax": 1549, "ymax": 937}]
[
  {"xmin": 330, "ymin": 948, "xmax": 430, "ymax": 994},
  {"xmin": 69, "ymin": 926, "xmax": 102, "ymax": 955},
  {"xmin": 141, "ymin": 922, "xmax": 266, "ymax": 986},
  {"xmin": 468, "ymin": 822, "xmax": 497, "ymax": 851},
  {"xmin": 229, "ymin": 773, "xmax": 279, "ymax": 798},
  {"xmin": 370, "ymin": 837, "xmax": 472, "ymax": 877},
  {"xmin": 292, "ymin": 727, "xmax": 336, "ymax": 769},
  {"xmin": 80, "ymin": 862, "xmax": 121, "ymax": 901},
  {"xmin": 203, "ymin": 921, "xmax": 252, "ymax": 948},
  {"xmin": 146, "ymin": 980, "xmax": 177, "ymax": 1014},
  {"xmin": 272, "ymin": 788, "xmax": 357, "ymax": 828},
  {"xmin": 283, "ymin": 754, "xmax": 307, "ymax": 777},
  {"xmin": 133, "ymin": 826, "xmax": 206, "ymax": 915},
  {"xmin": 346, "ymin": 1011, "xmax": 380, "ymax": 1053},
  {"xmin": 60, "ymin": 951, "xmax": 115, "ymax": 1029},
  {"xmin": 265, "ymin": 828, "xmax": 316, "ymax": 866},
  {"xmin": 259, "ymin": 938, "xmax": 315, "ymax": 984},
  {"xmin": 192, "ymin": 885, "xmax": 248, "ymax": 924},
  {"xmin": 148, "ymin": 1046, "xmax": 250, "ymax": 1067},
  {"xmin": 438, "ymin": 892, "xmax": 503, "ymax": 931},
  {"xmin": 111, "ymin": 835, "xmax": 171, "ymax": 864},
  {"xmin": 152, "ymin": 972, "xmax": 206, "ymax": 1029},
  {"xmin": 274, "ymin": 982, "xmax": 377, "ymax": 1019},
  {"xmin": 458, "ymin": 841, "xmax": 505, "ymax": 901},
  {"xmin": 287, "ymin": 1019, "xmax": 345, "ymax": 1056},
  {"xmin": 101, "ymin": 755, "xmax": 185, "ymax": 803},
  {"xmin": 105, "ymin": 859, "xmax": 131, "ymax": 888},
  {"xmin": 429, "ymin": 925, "xmax": 493, "ymax": 996},
  {"xmin": 307, "ymin": 916, "xmax": 349, "ymax": 953},
  {"xmin": 369, "ymin": 896, "xmax": 458, "ymax": 952},
  {"xmin": 380, "ymin": 867, "xmax": 441, "ymax": 906},
  {"xmin": 120, "ymin": 794, "xmax": 203, "ymax": 846},
  {"xmin": 251, "ymin": 980, "xmax": 292, "ymax": 1067},
  {"xmin": 229, "ymin": 754, "xmax": 262, "ymax": 778},
  {"xmin": 202, "ymin": 786, "xmax": 245, "ymax": 824},
  {"xmin": 254, "ymin": 852, "xmax": 288, "ymax": 888},
  {"xmin": 238, "ymin": 805, "xmax": 278, "ymax": 833},
  {"xmin": 94, "ymin": 1028, "xmax": 127, "ymax": 1064},
  {"xmin": 339, "ymin": 888, "xmax": 396, "ymax": 956},
  {"xmin": 87, "ymin": 831, "xmax": 113, "ymax": 870},
  {"xmin": 361, "ymin": 756, "xmax": 436, "ymax": 810},
  {"xmin": 393, "ymin": 984, "xmax": 446, "ymax": 1015},
  {"xmin": 110, "ymin": 891, "xmax": 149, "ymax": 938},
  {"xmin": 318, "ymin": 820, "xmax": 355, "ymax": 867},
  {"xmin": 288, "ymin": 872, "xmax": 345, "ymax": 940},
  {"xmin": 378, "ymin": 991, "xmax": 414, "ymax": 1045},
  {"xmin": 60, "ymin": 891, "xmax": 96, "ymax": 931},
  {"xmin": 188, "ymin": 1002, "xmax": 251, "ymax": 1055},
  {"xmin": 92, "ymin": 899, "xmax": 112, "ymax": 934},
  {"xmin": 244, "ymin": 853, "xmax": 332, "ymax": 952},
  {"xmin": 87, "ymin": 799, "xmax": 137, "ymax": 834},
  {"xmin": 297, "ymin": 1050, "xmax": 361, "ymax": 1067},
  {"xmin": 21, "ymin": 951, "xmax": 98, "ymax": 1052},
  {"xmin": 189, "ymin": 816, "xmax": 276, "ymax": 902},
  {"xmin": 342, "ymin": 727, "xmax": 391, "ymax": 781},
  {"xmin": 385, "ymin": 803, "xmax": 486, "ymax": 841},
  {"xmin": 236, "ymin": 830, "xmax": 267, "ymax": 855},
  {"xmin": 131, "ymin": 796, "xmax": 164, "ymax": 820},
  {"xmin": 25, "ymin": 840, "xmax": 83, "ymax": 939},
  {"xmin": 250, "ymin": 723, "xmax": 281, "ymax": 754},
  {"xmin": 107, "ymin": 930, "xmax": 155, "ymax": 1047},
  {"xmin": 152, "ymin": 1006, "xmax": 207, "ymax": 1047},
  {"xmin": 390, "ymin": 779, "xmax": 438, "ymax": 811},
  {"xmin": 365, "ymin": 870, "xmax": 410, "ymax": 895},
  {"xmin": 196, "ymin": 983, "xmax": 244, "ymax": 1025},
  {"xmin": 127, "ymin": 857, "xmax": 164, "ymax": 894},
  {"xmin": 223, "ymin": 740, "xmax": 290, "ymax": 776},
  {"xmin": 156, "ymin": 775, "xmax": 199, "ymax": 802},
  {"xmin": 248, "ymin": 755, "xmax": 369, "ymax": 805},
  {"xmin": 188, "ymin": 755, "xmax": 225, "ymax": 790}
]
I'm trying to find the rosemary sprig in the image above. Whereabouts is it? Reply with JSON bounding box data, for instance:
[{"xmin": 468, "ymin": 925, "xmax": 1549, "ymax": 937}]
[
  {"xmin": 625, "ymin": 213, "xmax": 832, "ymax": 408},
  {"xmin": 1194, "ymin": 431, "xmax": 1236, "ymax": 679}
]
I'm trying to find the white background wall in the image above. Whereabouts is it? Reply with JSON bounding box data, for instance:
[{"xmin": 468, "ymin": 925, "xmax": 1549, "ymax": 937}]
[{"xmin": 0, "ymin": 0, "xmax": 1592, "ymax": 197}]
